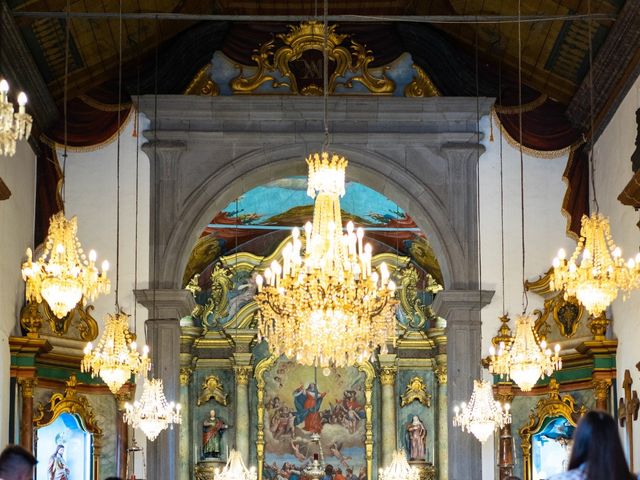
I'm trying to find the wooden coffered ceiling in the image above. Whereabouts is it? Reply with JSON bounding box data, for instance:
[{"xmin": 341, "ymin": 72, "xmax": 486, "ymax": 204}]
[{"xmin": 5, "ymin": 0, "xmax": 630, "ymax": 112}]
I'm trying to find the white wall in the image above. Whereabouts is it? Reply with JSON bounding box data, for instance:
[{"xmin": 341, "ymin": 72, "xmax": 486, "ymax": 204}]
[
  {"xmin": 593, "ymin": 73, "xmax": 640, "ymax": 464},
  {"xmin": 0, "ymin": 140, "xmax": 37, "ymax": 445},
  {"xmin": 478, "ymin": 114, "xmax": 576, "ymax": 479}
]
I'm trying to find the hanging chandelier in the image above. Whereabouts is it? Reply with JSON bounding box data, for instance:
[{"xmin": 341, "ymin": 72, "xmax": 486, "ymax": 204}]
[
  {"xmin": 0, "ymin": 79, "xmax": 32, "ymax": 157},
  {"xmin": 551, "ymin": 213, "xmax": 640, "ymax": 317},
  {"xmin": 81, "ymin": 311, "xmax": 150, "ymax": 394},
  {"xmin": 254, "ymin": 152, "xmax": 398, "ymax": 368},
  {"xmin": 214, "ymin": 449, "xmax": 257, "ymax": 480},
  {"xmin": 124, "ymin": 377, "xmax": 182, "ymax": 441},
  {"xmin": 378, "ymin": 450, "xmax": 420, "ymax": 480},
  {"xmin": 488, "ymin": 315, "xmax": 561, "ymax": 392},
  {"xmin": 453, "ymin": 380, "xmax": 511, "ymax": 443},
  {"xmin": 22, "ymin": 212, "xmax": 110, "ymax": 318}
]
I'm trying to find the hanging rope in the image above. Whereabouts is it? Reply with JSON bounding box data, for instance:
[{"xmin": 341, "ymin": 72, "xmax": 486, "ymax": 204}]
[
  {"xmin": 62, "ymin": 0, "xmax": 71, "ymax": 207},
  {"xmin": 474, "ymin": 17, "xmax": 483, "ymax": 321},
  {"xmin": 587, "ymin": 0, "xmax": 599, "ymax": 214},
  {"xmin": 114, "ymin": 0, "xmax": 123, "ymax": 308},
  {"xmin": 322, "ymin": 0, "xmax": 329, "ymax": 151},
  {"xmin": 517, "ymin": 0, "xmax": 529, "ymax": 313}
]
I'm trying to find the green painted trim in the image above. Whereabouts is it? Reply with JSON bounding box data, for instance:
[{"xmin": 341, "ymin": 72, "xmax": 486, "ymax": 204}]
[{"xmin": 11, "ymin": 355, "xmax": 36, "ymax": 367}]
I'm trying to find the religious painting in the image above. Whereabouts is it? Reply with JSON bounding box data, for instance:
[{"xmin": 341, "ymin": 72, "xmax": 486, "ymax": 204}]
[
  {"xmin": 261, "ymin": 357, "xmax": 367, "ymax": 480},
  {"xmin": 531, "ymin": 417, "xmax": 575, "ymax": 480},
  {"xmin": 35, "ymin": 412, "xmax": 93, "ymax": 480}
]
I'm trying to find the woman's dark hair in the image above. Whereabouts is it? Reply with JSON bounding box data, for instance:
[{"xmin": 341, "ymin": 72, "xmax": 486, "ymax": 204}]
[
  {"xmin": 53, "ymin": 444, "xmax": 64, "ymax": 455},
  {"xmin": 568, "ymin": 410, "xmax": 634, "ymax": 480}
]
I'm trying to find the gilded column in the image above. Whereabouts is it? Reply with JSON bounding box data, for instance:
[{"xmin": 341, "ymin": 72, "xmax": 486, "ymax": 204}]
[
  {"xmin": 434, "ymin": 360, "xmax": 448, "ymax": 480},
  {"xmin": 18, "ymin": 378, "xmax": 36, "ymax": 451},
  {"xmin": 593, "ymin": 379, "xmax": 611, "ymax": 411},
  {"xmin": 234, "ymin": 353, "xmax": 253, "ymax": 466},
  {"xmin": 115, "ymin": 392, "xmax": 130, "ymax": 480},
  {"xmin": 378, "ymin": 354, "xmax": 397, "ymax": 468},
  {"xmin": 179, "ymin": 367, "xmax": 192, "ymax": 480}
]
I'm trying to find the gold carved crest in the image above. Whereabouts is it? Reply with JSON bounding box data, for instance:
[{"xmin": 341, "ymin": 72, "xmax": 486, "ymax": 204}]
[
  {"xmin": 400, "ymin": 376, "xmax": 432, "ymax": 408},
  {"xmin": 230, "ymin": 21, "xmax": 395, "ymax": 95}
]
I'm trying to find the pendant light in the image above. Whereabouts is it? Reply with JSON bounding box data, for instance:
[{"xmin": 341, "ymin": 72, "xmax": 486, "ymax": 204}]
[
  {"xmin": 453, "ymin": 25, "xmax": 511, "ymax": 442},
  {"xmin": 488, "ymin": 0, "xmax": 561, "ymax": 392},
  {"xmin": 124, "ymin": 12, "xmax": 181, "ymax": 439},
  {"xmin": 378, "ymin": 450, "xmax": 420, "ymax": 480},
  {"xmin": 550, "ymin": 0, "xmax": 640, "ymax": 317},
  {"xmin": 22, "ymin": 0, "xmax": 109, "ymax": 318}
]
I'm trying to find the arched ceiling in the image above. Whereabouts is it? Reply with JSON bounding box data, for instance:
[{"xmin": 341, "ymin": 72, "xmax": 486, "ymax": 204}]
[{"xmin": 9, "ymin": 0, "xmax": 624, "ymax": 105}]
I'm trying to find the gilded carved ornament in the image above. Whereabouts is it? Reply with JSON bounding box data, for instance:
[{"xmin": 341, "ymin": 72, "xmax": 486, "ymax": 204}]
[
  {"xmin": 400, "ymin": 376, "xmax": 432, "ymax": 408},
  {"xmin": 379, "ymin": 366, "xmax": 397, "ymax": 386},
  {"xmin": 434, "ymin": 364, "xmax": 447, "ymax": 385},
  {"xmin": 230, "ymin": 21, "xmax": 395, "ymax": 95},
  {"xmin": 404, "ymin": 64, "xmax": 441, "ymax": 98},
  {"xmin": 186, "ymin": 264, "xmax": 233, "ymax": 331},
  {"xmin": 519, "ymin": 378, "xmax": 585, "ymax": 480},
  {"xmin": 593, "ymin": 378, "xmax": 611, "ymax": 404},
  {"xmin": 179, "ymin": 367, "xmax": 193, "ymax": 387},
  {"xmin": 234, "ymin": 366, "xmax": 253, "ymax": 386},
  {"xmin": 197, "ymin": 374, "xmax": 229, "ymax": 406},
  {"xmin": 20, "ymin": 300, "xmax": 99, "ymax": 341},
  {"xmin": 18, "ymin": 377, "xmax": 37, "ymax": 398},
  {"xmin": 184, "ymin": 64, "xmax": 220, "ymax": 96},
  {"xmin": 398, "ymin": 266, "xmax": 442, "ymax": 331}
]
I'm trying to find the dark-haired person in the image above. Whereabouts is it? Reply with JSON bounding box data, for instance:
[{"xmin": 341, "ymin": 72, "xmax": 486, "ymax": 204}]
[
  {"xmin": 549, "ymin": 410, "xmax": 636, "ymax": 480},
  {"xmin": 0, "ymin": 444, "xmax": 37, "ymax": 480}
]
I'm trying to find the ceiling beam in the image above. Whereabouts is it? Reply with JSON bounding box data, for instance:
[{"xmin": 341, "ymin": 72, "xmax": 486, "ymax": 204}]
[
  {"xmin": 567, "ymin": 0, "xmax": 640, "ymax": 139},
  {"xmin": 10, "ymin": 11, "xmax": 616, "ymax": 24}
]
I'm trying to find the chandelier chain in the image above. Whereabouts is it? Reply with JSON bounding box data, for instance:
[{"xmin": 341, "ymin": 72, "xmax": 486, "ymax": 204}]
[
  {"xmin": 322, "ymin": 0, "xmax": 329, "ymax": 150},
  {"xmin": 133, "ymin": 13, "xmax": 141, "ymax": 332},
  {"xmin": 517, "ymin": 0, "xmax": 528, "ymax": 313},
  {"xmin": 62, "ymin": 0, "xmax": 70, "ymax": 204},
  {"xmin": 587, "ymin": 0, "xmax": 599, "ymax": 214},
  {"xmin": 114, "ymin": 0, "xmax": 123, "ymax": 308},
  {"xmin": 498, "ymin": 4, "xmax": 506, "ymax": 315},
  {"xmin": 474, "ymin": 16, "xmax": 483, "ymax": 322}
]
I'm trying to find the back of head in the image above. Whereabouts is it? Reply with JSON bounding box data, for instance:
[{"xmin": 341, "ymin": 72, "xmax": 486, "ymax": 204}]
[
  {"xmin": 0, "ymin": 445, "xmax": 37, "ymax": 480},
  {"xmin": 568, "ymin": 410, "xmax": 634, "ymax": 480}
]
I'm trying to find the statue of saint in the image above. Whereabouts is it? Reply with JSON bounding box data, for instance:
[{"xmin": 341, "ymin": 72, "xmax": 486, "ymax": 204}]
[
  {"xmin": 202, "ymin": 409, "xmax": 228, "ymax": 459},
  {"xmin": 48, "ymin": 444, "xmax": 70, "ymax": 480},
  {"xmin": 405, "ymin": 415, "xmax": 427, "ymax": 461}
]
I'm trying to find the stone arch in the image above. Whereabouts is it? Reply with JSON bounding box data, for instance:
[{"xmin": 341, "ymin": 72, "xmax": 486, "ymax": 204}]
[{"xmin": 158, "ymin": 142, "xmax": 469, "ymax": 291}]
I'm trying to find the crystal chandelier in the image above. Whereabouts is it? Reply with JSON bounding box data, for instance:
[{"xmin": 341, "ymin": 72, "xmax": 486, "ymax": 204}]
[
  {"xmin": 81, "ymin": 311, "xmax": 150, "ymax": 394},
  {"xmin": 378, "ymin": 450, "xmax": 420, "ymax": 480},
  {"xmin": 255, "ymin": 152, "xmax": 398, "ymax": 368},
  {"xmin": 551, "ymin": 213, "xmax": 640, "ymax": 317},
  {"xmin": 124, "ymin": 377, "xmax": 182, "ymax": 441},
  {"xmin": 453, "ymin": 380, "xmax": 511, "ymax": 443},
  {"xmin": 488, "ymin": 315, "xmax": 561, "ymax": 392},
  {"xmin": 214, "ymin": 449, "xmax": 257, "ymax": 480},
  {"xmin": 22, "ymin": 212, "xmax": 111, "ymax": 318},
  {"xmin": 0, "ymin": 79, "xmax": 32, "ymax": 157}
]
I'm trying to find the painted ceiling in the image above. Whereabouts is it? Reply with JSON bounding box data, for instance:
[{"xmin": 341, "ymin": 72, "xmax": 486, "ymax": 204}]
[
  {"xmin": 183, "ymin": 177, "xmax": 442, "ymax": 288},
  {"xmin": 9, "ymin": 0, "xmax": 623, "ymax": 104}
]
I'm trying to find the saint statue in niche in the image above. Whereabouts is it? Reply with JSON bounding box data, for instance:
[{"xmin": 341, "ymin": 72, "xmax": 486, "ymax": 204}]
[
  {"xmin": 48, "ymin": 444, "xmax": 71, "ymax": 480},
  {"xmin": 405, "ymin": 415, "xmax": 427, "ymax": 461},
  {"xmin": 202, "ymin": 409, "xmax": 228, "ymax": 459}
]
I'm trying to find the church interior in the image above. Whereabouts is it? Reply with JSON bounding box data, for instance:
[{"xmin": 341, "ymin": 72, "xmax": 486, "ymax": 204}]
[{"xmin": 1, "ymin": 1, "xmax": 640, "ymax": 479}]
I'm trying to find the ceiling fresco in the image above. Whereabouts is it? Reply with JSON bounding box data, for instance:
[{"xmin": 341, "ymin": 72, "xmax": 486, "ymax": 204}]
[{"xmin": 182, "ymin": 177, "xmax": 443, "ymax": 288}]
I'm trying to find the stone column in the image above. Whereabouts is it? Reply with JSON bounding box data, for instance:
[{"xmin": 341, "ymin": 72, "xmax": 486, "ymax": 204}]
[
  {"xmin": 432, "ymin": 289, "xmax": 493, "ymax": 480},
  {"xmin": 378, "ymin": 353, "xmax": 397, "ymax": 468},
  {"xmin": 233, "ymin": 353, "xmax": 253, "ymax": 466},
  {"xmin": 135, "ymin": 289, "xmax": 195, "ymax": 480},
  {"xmin": 115, "ymin": 392, "xmax": 130, "ymax": 479},
  {"xmin": 18, "ymin": 377, "xmax": 36, "ymax": 451},
  {"xmin": 434, "ymin": 357, "xmax": 448, "ymax": 480},
  {"xmin": 179, "ymin": 367, "xmax": 193, "ymax": 480}
]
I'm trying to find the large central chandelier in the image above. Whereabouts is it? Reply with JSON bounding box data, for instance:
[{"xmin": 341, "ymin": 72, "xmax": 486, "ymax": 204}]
[
  {"xmin": 124, "ymin": 378, "xmax": 182, "ymax": 441},
  {"xmin": 255, "ymin": 152, "xmax": 398, "ymax": 368},
  {"xmin": 551, "ymin": 213, "xmax": 640, "ymax": 317},
  {"xmin": 22, "ymin": 212, "xmax": 111, "ymax": 318},
  {"xmin": 488, "ymin": 315, "xmax": 561, "ymax": 392},
  {"xmin": 378, "ymin": 450, "xmax": 420, "ymax": 480},
  {"xmin": 453, "ymin": 380, "xmax": 511, "ymax": 443},
  {"xmin": 214, "ymin": 449, "xmax": 257, "ymax": 480},
  {"xmin": 81, "ymin": 311, "xmax": 150, "ymax": 394},
  {"xmin": 0, "ymin": 79, "xmax": 32, "ymax": 157}
]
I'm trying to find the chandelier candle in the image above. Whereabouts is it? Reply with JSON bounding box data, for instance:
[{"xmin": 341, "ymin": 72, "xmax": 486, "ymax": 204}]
[
  {"xmin": 0, "ymin": 78, "xmax": 32, "ymax": 156},
  {"xmin": 255, "ymin": 152, "xmax": 398, "ymax": 368}
]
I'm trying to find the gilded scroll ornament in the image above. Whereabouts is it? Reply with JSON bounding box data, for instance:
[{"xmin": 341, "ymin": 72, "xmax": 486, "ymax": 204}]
[
  {"xmin": 404, "ymin": 64, "xmax": 440, "ymax": 98},
  {"xmin": 188, "ymin": 264, "xmax": 234, "ymax": 329},
  {"xmin": 379, "ymin": 366, "xmax": 397, "ymax": 386},
  {"xmin": 197, "ymin": 374, "xmax": 229, "ymax": 406},
  {"xmin": 184, "ymin": 64, "xmax": 220, "ymax": 96},
  {"xmin": 399, "ymin": 266, "xmax": 442, "ymax": 331},
  {"xmin": 20, "ymin": 300, "xmax": 98, "ymax": 341},
  {"xmin": 230, "ymin": 21, "xmax": 395, "ymax": 95},
  {"xmin": 400, "ymin": 376, "xmax": 432, "ymax": 408},
  {"xmin": 519, "ymin": 378, "xmax": 585, "ymax": 480}
]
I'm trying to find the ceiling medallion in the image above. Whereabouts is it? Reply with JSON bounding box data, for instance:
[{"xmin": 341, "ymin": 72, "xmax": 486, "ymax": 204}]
[
  {"xmin": 453, "ymin": 380, "xmax": 511, "ymax": 443},
  {"xmin": 22, "ymin": 212, "xmax": 110, "ymax": 318},
  {"xmin": 255, "ymin": 152, "xmax": 398, "ymax": 368},
  {"xmin": 552, "ymin": 213, "xmax": 640, "ymax": 317},
  {"xmin": 0, "ymin": 79, "xmax": 32, "ymax": 156}
]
